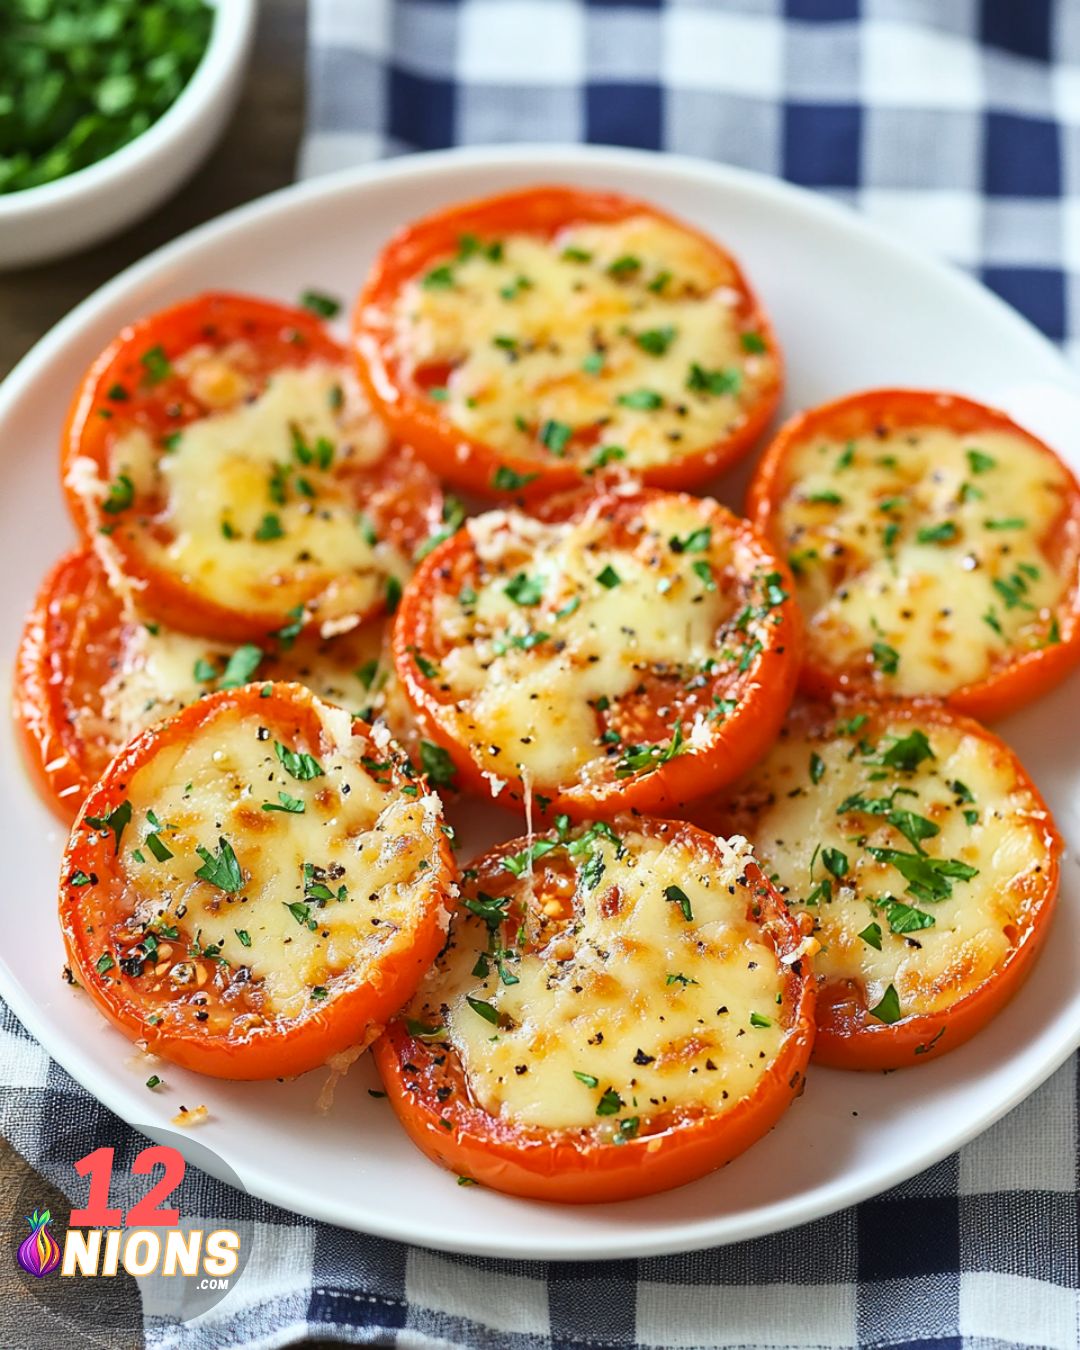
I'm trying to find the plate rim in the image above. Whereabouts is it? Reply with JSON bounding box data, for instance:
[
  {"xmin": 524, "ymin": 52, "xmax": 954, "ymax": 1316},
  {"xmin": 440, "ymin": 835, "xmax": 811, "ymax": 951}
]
[{"xmin": 2, "ymin": 143, "xmax": 1078, "ymax": 1260}]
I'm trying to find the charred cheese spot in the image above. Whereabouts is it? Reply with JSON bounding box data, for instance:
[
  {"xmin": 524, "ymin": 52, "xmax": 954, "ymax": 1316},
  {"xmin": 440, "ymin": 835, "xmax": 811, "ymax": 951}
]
[
  {"xmin": 423, "ymin": 497, "xmax": 779, "ymax": 790},
  {"xmin": 74, "ymin": 356, "xmax": 409, "ymax": 632},
  {"xmin": 117, "ymin": 695, "xmax": 446, "ymax": 1023},
  {"xmin": 406, "ymin": 825, "xmax": 789, "ymax": 1132},
  {"xmin": 715, "ymin": 709, "xmax": 1055, "ymax": 1020},
  {"xmin": 395, "ymin": 216, "xmax": 775, "ymax": 473},
  {"xmin": 776, "ymin": 424, "xmax": 1074, "ymax": 695}
]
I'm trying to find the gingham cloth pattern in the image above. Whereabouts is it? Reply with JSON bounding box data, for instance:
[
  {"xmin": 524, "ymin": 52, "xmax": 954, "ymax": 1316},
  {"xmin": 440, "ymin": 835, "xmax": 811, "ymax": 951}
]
[{"xmin": 4, "ymin": 2, "xmax": 1080, "ymax": 1348}]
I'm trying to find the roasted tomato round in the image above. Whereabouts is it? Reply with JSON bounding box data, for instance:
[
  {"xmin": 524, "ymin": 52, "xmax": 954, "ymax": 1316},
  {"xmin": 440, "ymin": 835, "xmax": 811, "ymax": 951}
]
[
  {"xmin": 372, "ymin": 816, "xmax": 815, "ymax": 1202},
  {"xmin": 62, "ymin": 291, "xmax": 444, "ymax": 641},
  {"xmin": 353, "ymin": 185, "xmax": 782, "ymax": 499},
  {"xmin": 59, "ymin": 683, "xmax": 456, "ymax": 1080},
  {"xmin": 14, "ymin": 547, "xmax": 419, "ymax": 822},
  {"xmin": 746, "ymin": 388, "xmax": 1080, "ymax": 720},
  {"xmin": 392, "ymin": 488, "xmax": 802, "ymax": 820},
  {"xmin": 692, "ymin": 698, "xmax": 1061, "ymax": 1069}
]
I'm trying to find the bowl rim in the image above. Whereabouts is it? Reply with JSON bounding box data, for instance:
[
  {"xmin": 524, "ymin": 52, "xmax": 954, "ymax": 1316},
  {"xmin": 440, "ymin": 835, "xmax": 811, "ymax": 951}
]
[{"xmin": 0, "ymin": 0, "xmax": 256, "ymax": 219}]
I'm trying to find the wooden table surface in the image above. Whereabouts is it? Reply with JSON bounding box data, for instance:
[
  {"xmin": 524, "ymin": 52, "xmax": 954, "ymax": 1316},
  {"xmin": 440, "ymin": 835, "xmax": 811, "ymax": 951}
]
[{"xmin": 1, "ymin": 5, "xmax": 318, "ymax": 1345}]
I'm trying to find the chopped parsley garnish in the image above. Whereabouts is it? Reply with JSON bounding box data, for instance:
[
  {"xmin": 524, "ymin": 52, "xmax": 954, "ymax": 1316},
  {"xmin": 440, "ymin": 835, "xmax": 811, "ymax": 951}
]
[
  {"xmin": 262, "ymin": 791, "xmax": 306, "ymax": 814},
  {"xmin": 866, "ymin": 847, "xmax": 977, "ymax": 903},
  {"xmin": 95, "ymin": 952, "xmax": 115, "ymax": 976},
  {"xmin": 608, "ymin": 255, "xmax": 641, "ymax": 277},
  {"xmin": 219, "ymin": 644, "xmax": 263, "ymax": 690},
  {"xmin": 749, "ymin": 1012, "xmax": 772, "ymax": 1029},
  {"xmin": 664, "ymin": 884, "xmax": 694, "ymax": 922},
  {"xmin": 596, "ymin": 564, "xmax": 621, "ymax": 589},
  {"xmin": 235, "ymin": 929, "xmax": 252, "ymax": 948},
  {"xmin": 966, "ymin": 448, "xmax": 996, "ymax": 475},
  {"xmin": 588, "ymin": 444, "xmax": 626, "ymax": 472},
  {"xmin": 70, "ymin": 870, "xmax": 94, "ymax": 887},
  {"xmin": 102, "ymin": 473, "xmax": 134, "ymax": 515},
  {"xmin": 300, "ymin": 289, "xmax": 342, "ymax": 318},
  {"xmin": 878, "ymin": 729, "xmax": 934, "ymax": 772},
  {"xmin": 617, "ymin": 388, "xmax": 664, "ymax": 411},
  {"xmin": 140, "ymin": 345, "xmax": 172, "ymax": 386},
  {"xmin": 254, "ymin": 513, "xmax": 284, "ymax": 542},
  {"xmin": 422, "ymin": 265, "xmax": 455, "ymax": 290},
  {"xmin": 685, "ymin": 361, "xmax": 741, "ymax": 396},
  {"xmin": 539, "ymin": 419, "xmax": 572, "ymax": 455},
  {"xmin": 916, "ymin": 521, "xmax": 958, "ymax": 545},
  {"xmin": 406, "ymin": 1018, "xmax": 446, "ymax": 1040},
  {"xmin": 409, "ymin": 647, "xmax": 440, "ymax": 681},
  {"xmin": 107, "ymin": 384, "xmax": 128, "ymax": 401},
  {"xmin": 193, "ymin": 657, "xmax": 217, "ymax": 684},
  {"xmin": 871, "ymin": 640, "xmax": 900, "ymax": 675},
  {"xmin": 992, "ymin": 575, "xmax": 1034, "ymax": 611},
  {"xmin": 741, "ymin": 331, "xmax": 767, "ymax": 353},
  {"xmin": 420, "ymin": 740, "xmax": 457, "ymax": 788},
  {"xmin": 596, "ymin": 1087, "xmax": 624, "ymax": 1116},
  {"xmin": 881, "ymin": 898, "xmax": 936, "ymax": 934},
  {"xmin": 868, "ymin": 984, "xmax": 902, "ymax": 1024},
  {"xmin": 385, "ymin": 575, "xmax": 403, "ymax": 614},
  {"xmin": 274, "ymin": 605, "xmax": 305, "ymax": 649},
  {"xmin": 669, "ymin": 526, "xmax": 711, "ymax": 554},
  {"xmin": 85, "ymin": 799, "xmax": 131, "ymax": 854},
  {"xmin": 492, "ymin": 465, "xmax": 540, "ymax": 492},
  {"xmin": 145, "ymin": 1076, "xmax": 162, "ymax": 1090},
  {"xmin": 561, "ymin": 246, "xmax": 592, "ymax": 263},
  {"xmin": 806, "ymin": 489, "xmax": 843, "ymax": 506},
  {"xmin": 984, "ymin": 517, "xmax": 1026, "ymax": 531},
  {"xmin": 810, "ymin": 752, "xmax": 825, "ymax": 785},
  {"xmin": 466, "ymin": 996, "xmax": 500, "ymax": 1026},
  {"xmin": 666, "ymin": 972, "xmax": 699, "ymax": 986},
  {"xmin": 858, "ymin": 922, "xmax": 883, "ymax": 950},
  {"xmin": 194, "ymin": 837, "xmax": 243, "ymax": 893},
  {"xmin": 504, "ymin": 572, "xmax": 544, "ymax": 606},
  {"xmin": 502, "ymin": 839, "xmax": 559, "ymax": 877},
  {"xmin": 691, "ymin": 560, "xmax": 716, "ymax": 591},
  {"xmin": 582, "ymin": 351, "xmax": 605, "ymax": 374},
  {"xmin": 635, "ymin": 326, "xmax": 677, "ymax": 356},
  {"xmin": 145, "ymin": 832, "xmax": 173, "ymax": 863},
  {"xmin": 274, "ymin": 741, "xmax": 324, "ymax": 781},
  {"xmin": 822, "ymin": 847, "xmax": 848, "ymax": 879},
  {"xmin": 574, "ymin": 1071, "xmax": 599, "ymax": 1088},
  {"xmin": 983, "ymin": 608, "xmax": 1004, "ymax": 636},
  {"xmin": 834, "ymin": 441, "xmax": 855, "ymax": 471},
  {"xmin": 615, "ymin": 721, "xmax": 684, "ymax": 777}
]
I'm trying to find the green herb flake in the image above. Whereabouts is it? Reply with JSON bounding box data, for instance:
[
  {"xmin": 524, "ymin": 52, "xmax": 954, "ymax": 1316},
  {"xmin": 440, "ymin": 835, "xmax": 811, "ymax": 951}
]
[
  {"xmin": 574, "ymin": 1070, "xmax": 599, "ymax": 1088},
  {"xmin": 420, "ymin": 740, "xmax": 457, "ymax": 788},
  {"xmin": 140, "ymin": 346, "xmax": 172, "ymax": 386},
  {"xmin": 539, "ymin": 419, "xmax": 573, "ymax": 455},
  {"xmin": 596, "ymin": 564, "xmax": 621, "ymax": 589},
  {"xmin": 274, "ymin": 741, "xmax": 324, "ymax": 781},
  {"xmin": 869, "ymin": 983, "xmax": 902, "ymax": 1024},
  {"xmin": 966, "ymin": 448, "xmax": 996, "ymax": 475},
  {"xmin": 749, "ymin": 1012, "xmax": 772, "ymax": 1028},
  {"xmin": 686, "ymin": 363, "xmax": 741, "ymax": 397},
  {"xmin": 300, "ymin": 289, "xmax": 342, "ymax": 319},
  {"xmin": 858, "ymin": 922, "xmax": 883, "ymax": 950},
  {"xmin": 219, "ymin": 644, "xmax": 263, "ymax": 690},
  {"xmin": 635, "ymin": 326, "xmax": 677, "ymax": 356},
  {"xmin": 492, "ymin": 465, "xmax": 540, "ymax": 492},
  {"xmin": 596, "ymin": 1087, "xmax": 624, "ymax": 1116},
  {"xmin": 85, "ymin": 800, "xmax": 132, "ymax": 855},
  {"xmin": 664, "ymin": 884, "xmax": 694, "ymax": 922},
  {"xmin": 617, "ymin": 388, "xmax": 664, "ymax": 411}
]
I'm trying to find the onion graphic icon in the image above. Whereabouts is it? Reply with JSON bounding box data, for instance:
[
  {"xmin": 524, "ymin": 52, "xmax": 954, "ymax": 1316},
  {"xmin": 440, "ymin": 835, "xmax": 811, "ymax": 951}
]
[{"xmin": 17, "ymin": 1209, "xmax": 61, "ymax": 1278}]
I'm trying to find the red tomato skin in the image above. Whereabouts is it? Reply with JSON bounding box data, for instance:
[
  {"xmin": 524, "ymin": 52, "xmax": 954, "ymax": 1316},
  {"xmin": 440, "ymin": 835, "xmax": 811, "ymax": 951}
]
[
  {"xmin": 747, "ymin": 388, "xmax": 1080, "ymax": 721},
  {"xmin": 353, "ymin": 185, "xmax": 783, "ymax": 500},
  {"xmin": 693, "ymin": 696, "xmax": 1063, "ymax": 1071},
  {"xmin": 62, "ymin": 291, "xmax": 443, "ymax": 642},
  {"xmin": 393, "ymin": 488, "xmax": 803, "ymax": 821},
  {"xmin": 58, "ymin": 683, "xmax": 457, "ymax": 1081},
  {"xmin": 373, "ymin": 829, "xmax": 815, "ymax": 1204}
]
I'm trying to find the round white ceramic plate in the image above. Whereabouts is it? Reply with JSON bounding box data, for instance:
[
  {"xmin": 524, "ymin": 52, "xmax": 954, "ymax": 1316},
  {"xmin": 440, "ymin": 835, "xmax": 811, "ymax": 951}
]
[{"xmin": 3, "ymin": 145, "xmax": 1080, "ymax": 1261}]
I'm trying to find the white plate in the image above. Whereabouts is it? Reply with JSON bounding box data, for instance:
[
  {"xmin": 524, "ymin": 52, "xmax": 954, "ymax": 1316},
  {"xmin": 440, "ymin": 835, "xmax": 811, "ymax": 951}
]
[{"xmin": 3, "ymin": 145, "xmax": 1080, "ymax": 1261}]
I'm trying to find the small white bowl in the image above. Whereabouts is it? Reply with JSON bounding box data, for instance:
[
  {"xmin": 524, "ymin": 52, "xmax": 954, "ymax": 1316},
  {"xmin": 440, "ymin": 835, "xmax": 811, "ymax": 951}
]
[{"xmin": 0, "ymin": 0, "xmax": 256, "ymax": 270}]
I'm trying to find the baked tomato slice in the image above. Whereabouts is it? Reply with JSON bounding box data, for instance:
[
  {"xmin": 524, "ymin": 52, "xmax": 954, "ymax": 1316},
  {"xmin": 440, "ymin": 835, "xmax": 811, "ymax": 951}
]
[
  {"xmin": 62, "ymin": 292, "xmax": 444, "ymax": 641},
  {"xmin": 59, "ymin": 683, "xmax": 456, "ymax": 1080},
  {"xmin": 372, "ymin": 816, "xmax": 814, "ymax": 1202},
  {"xmin": 14, "ymin": 547, "xmax": 420, "ymax": 822},
  {"xmin": 692, "ymin": 699, "xmax": 1061, "ymax": 1069},
  {"xmin": 746, "ymin": 388, "xmax": 1080, "ymax": 720},
  {"xmin": 393, "ymin": 488, "xmax": 801, "ymax": 820},
  {"xmin": 353, "ymin": 185, "xmax": 782, "ymax": 499}
]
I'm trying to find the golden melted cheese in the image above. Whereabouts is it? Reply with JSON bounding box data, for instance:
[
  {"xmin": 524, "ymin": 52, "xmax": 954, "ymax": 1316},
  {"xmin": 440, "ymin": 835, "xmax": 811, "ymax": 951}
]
[
  {"xmin": 78, "ymin": 359, "xmax": 409, "ymax": 633},
  {"xmin": 774, "ymin": 424, "xmax": 1074, "ymax": 695},
  {"xmin": 408, "ymin": 826, "xmax": 789, "ymax": 1132},
  {"xmin": 94, "ymin": 619, "xmax": 410, "ymax": 764},
  {"xmin": 713, "ymin": 710, "xmax": 1055, "ymax": 1019},
  {"xmin": 427, "ymin": 497, "xmax": 771, "ymax": 790},
  {"xmin": 393, "ymin": 216, "xmax": 775, "ymax": 473},
  {"xmin": 120, "ymin": 695, "xmax": 447, "ymax": 1021}
]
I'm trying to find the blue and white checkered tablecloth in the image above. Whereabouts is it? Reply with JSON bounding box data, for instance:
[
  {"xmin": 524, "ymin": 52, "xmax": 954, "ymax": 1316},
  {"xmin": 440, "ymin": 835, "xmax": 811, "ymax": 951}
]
[{"xmin": 6, "ymin": 2, "xmax": 1080, "ymax": 1347}]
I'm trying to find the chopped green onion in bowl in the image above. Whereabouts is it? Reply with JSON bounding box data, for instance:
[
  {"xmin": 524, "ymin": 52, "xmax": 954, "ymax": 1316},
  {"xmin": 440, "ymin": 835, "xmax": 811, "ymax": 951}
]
[{"xmin": 0, "ymin": 0, "xmax": 214, "ymax": 196}]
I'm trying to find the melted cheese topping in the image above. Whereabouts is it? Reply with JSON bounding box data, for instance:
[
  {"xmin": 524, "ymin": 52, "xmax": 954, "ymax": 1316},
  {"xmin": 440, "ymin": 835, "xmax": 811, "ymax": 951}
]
[
  {"xmin": 120, "ymin": 696, "xmax": 446, "ymax": 1022},
  {"xmin": 408, "ymin": 826, "xmax": 789, "ymax": 1132},
  {"xmin": 80, "ymin": 358, "xmax": 409, "ymax": 632},
  {"xmin": 426, "ymin": 498, "xmax": 775, "ymax": 789},
  {"xmin": 393, "ymin": 216, "xmax": 776, "ymax": 473},
  {"xmin": 774, "ymin": 424, "xmax": 1074, "ymax": 695},
  {"xmin": 715, "ymin": 711, "xmax": 1054, "ymax": 1019},
  {"xmin": 94, "ymin": 618, "xmax": 410, "ymax": 763}
]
